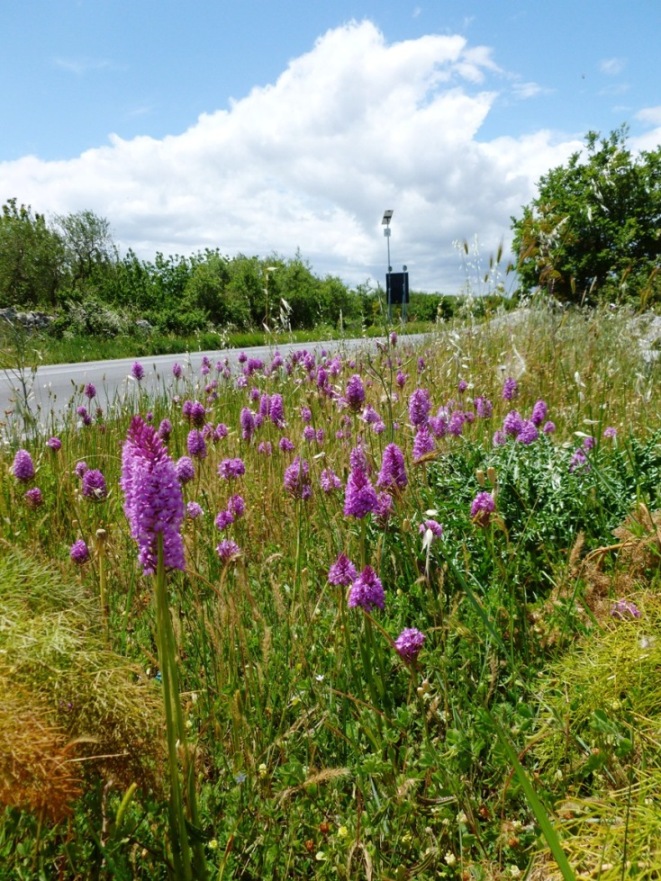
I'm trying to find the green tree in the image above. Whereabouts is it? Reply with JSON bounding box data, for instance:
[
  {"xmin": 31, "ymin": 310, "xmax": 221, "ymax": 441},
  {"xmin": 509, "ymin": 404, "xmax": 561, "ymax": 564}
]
[
  {"xmin": 0, "ymin": 199, "xmax": 65, "ymax": 308},
  {"xmin": 512, "ymin": 128, "xmax": 661, "ymax": 305},
  {"xmin": 54, "ymin": 209, "xmax": 115, "ymax": 292}
]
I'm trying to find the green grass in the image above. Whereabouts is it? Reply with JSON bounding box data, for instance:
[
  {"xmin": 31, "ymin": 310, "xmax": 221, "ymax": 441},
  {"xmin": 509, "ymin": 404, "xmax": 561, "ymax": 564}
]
[
  {"xmin": 0, "ymin": 301, "xmax": 660, "ymax": 879},
  {"xmin": 0, "ymin": 320, "xmax": 436, "ymax": 368}
]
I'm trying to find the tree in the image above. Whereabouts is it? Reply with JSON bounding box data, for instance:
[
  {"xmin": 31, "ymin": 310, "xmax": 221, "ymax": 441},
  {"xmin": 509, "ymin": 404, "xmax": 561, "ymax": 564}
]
[
  {"xmin": 54, "ymin": 210, "xmax": 115, "ymax": 291},
  {"xmin": 0, "ymin": 199, "xmax": 65, "ymax": 308},
  {"xmin": 511, "ymin": 128, "xmax": 661, "ymax": 305}
]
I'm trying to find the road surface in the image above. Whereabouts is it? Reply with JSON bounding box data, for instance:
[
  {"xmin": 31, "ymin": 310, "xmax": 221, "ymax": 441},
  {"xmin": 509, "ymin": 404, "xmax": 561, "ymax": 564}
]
[{"xmin": 0, "ymin": 334, "xmax": 429, "ymax": 436}]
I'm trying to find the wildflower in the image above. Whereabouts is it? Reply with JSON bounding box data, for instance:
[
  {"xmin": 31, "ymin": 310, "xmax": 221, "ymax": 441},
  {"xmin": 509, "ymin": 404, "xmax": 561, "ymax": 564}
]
[
  {"xmin": 120, "ymin": 415, "xmax": 185, "ymax": 575},
  {"xmin": 503, "ymin": 410, "xmax": 524, "ymax": 437},
  {"xmin": 348, "ymin": 566, "xmax": 385, "ymax": 611},
  {"xmin": 448, "ymin": 411, "xmax": 465, "ymax": 436},
  {"xmin": 569, "ymin": 448, "xmax": 590, "ymax": 473},
  {"xmin": 471, "ymin": 491, "xmax": 496, "ymax": 526},
  {"xmin": 240, "ymin": 407, "xmax": 256, "ymax": 441},
  {"xmin": 344, "ymin": 466, "xmax": 378, "ymax": 518},
  {"xmin": 172, "ymin": 362, "xmax": 183, "ymax": 379},
  {"xmin": 389, "ymin": 331, "xmax": 398, "ymax": 347},
  {"xmin": 269, "ymin": 394, "xmax": 285, "ymax": 427},
  {"xmin": 458, "ymin": 379, "xmax": 468, "ymax": 393},
  {"xmin": 320, "ymin": 468, "xmax": 342, "ymax": 493},
  {"xmin": 284, "ymin": 457, "xmax": 312, "ymax": 500},
  {"xmin": 474, "ymin": 396, "xmax": 493, "ymax": 418},
  {"xmin": 74, "ymin": 460, "xmax": 89, "ymax": 478},
  {"xmin": 175, "ymin": 456, "xmax": 195, "ymax": 484},
  {"xmin": 187, "ymin": 429, "xmax": 207, "ymax": 460},
  {"xmin": 24, "ymin": 487, "xmax": 44, "ymax": 507},
  {"xmin": 84, "ymin": 382, "xmax": 96, "ymax": 399},
  {"xmin": 218, "ymin": 458, "xmax": 245, "ymax": 480},
  {"xmin": 300, "ymin": 406, "xmax": 313, "ymax": 424},
  {"xmin": 258, "ymin": 441, "xmax": 273, "ymax": 456},
  {"xmin": 429, "ymin": 413, "xmax": 449, "ymax": 438},
  {"xmin": 374, "ymin": 491, "xmax": 394, "ymax": 525},
  {"xmin": 516, "ymin": 420, "xmax": 539, "ymax": 445},
  {"xmin": 394, "ymin": 627, "xmax": 426, "ymax": 662},
  {"xmin": 183, "ymin": 400, "xmax": 207, "ymax": 427},
  {"xmin": 583, "ymin": 435, "xmax": 596, "ymax": 450},
  {"xmin": 492, "ymin": 430, "xmax": 507, "ymax": 446},
  {"xmin": 70, "ymin": 539, "xmax": 90, "ymax": 564},
  {"xmin": 46, "ymin": 436, "xmax": 62, "ymax": 452},
  {"xmin": 158, "ymin": 418, "xmax": 172, "ymax": 441},
  {"xmin": 408, "ymin": 388, "xmax": 431, "ymax": 426},
  {"xmin": 328, "ymin": 553, "xmax": 357, "ymax": 586},
  {"xmin": 543, "ymin": 420, "xmax": 556, "ymax": 434},
  {"xmin": 82, "ymin": 469, "xmax": 108, "ymax": 501},
  {"xmin": 214, "ymin": 423, "xmax": 228, "ymax": 441},
  {"xmin": 303, "ymin": 425, "xmax": 316, "ymax": 443},
  {"xmin": 611, "ymin": 599, "xmax": 641, "ymax": 620},
  {"xmin": 186, "ymin": 502, "xmax": 204, "ymax": 519},
  {"xmin": 377, "ymin": 443, "xmax": 408, "ymax": 491},
  {"xmin": 419, "ymin": 519, "xmax": 443, "ymax": 540},
  {"xmin": 531, "ymin": 399, "xmax": 548, "ymax": 426},
  {"xmin": 131, "ymin": 361, "xmax": 145, "ymax": 381},
  {"xmin": 603, "ymin": 426, "xmax": 617, "ymax": 439},
  {"xmin": 12, "ymin": 449, "xmax": 35, "ymax": 482},
  {"xmin": 396, "ymin": 370, "xmax": 408, "ymax": 388},
  {"xmin": 215, "ymin": 510, "xmax": 235, "ymax": 531},
  {"xmin": 412, "ymin": 425, "xmax": 435, "ymax": 461},
  {"xmin": 345, "ymin": 374, "xmax": 365, "ymax": 412},
  {"xmin": 349, "ymin": 444, "xmax": 369, "ymax": 472},
  {"xmin": 217, "ymin": 539, "xmax": 241, "ymax": 563},
  {"xmin": 279, "ymin": 437, "xmax": 295, "ymax": 453},
  {"xmin": 228, "ymin": 494, "xmax": 245, "ymax": 519},
  {"xmin": 502, "ymin": 377, "xmax": 518, "ymax": 401}
]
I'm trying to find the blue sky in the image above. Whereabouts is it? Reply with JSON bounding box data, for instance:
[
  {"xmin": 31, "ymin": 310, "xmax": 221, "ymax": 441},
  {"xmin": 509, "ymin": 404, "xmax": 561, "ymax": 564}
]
[{"xmin": 1, "ymin": 1, "xmax": 660, "ymax": 292}]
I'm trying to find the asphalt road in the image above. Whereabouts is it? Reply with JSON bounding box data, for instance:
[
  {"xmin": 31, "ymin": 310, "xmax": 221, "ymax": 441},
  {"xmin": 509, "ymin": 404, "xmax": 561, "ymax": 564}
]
[{"xmin": 0, "ymin": 334, "xmax": 430, "ymax": 435}]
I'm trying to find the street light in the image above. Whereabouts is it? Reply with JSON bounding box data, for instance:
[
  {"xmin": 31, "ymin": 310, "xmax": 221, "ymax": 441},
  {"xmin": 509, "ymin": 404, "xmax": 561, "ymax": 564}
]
[{"xmin": 382, "ymin": 210, "xmax": 393, "ymax": 272}]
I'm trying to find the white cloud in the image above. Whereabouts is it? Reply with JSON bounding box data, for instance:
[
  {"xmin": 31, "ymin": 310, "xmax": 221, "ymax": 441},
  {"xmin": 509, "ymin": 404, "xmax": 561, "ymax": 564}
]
[
  {"xmin": 599, "ymin": 57, "xmax": 626, "ymax": 76},
  {"xmin": 2, "ymin": 20, "xmax": 583, "ymax": 292},
  {"xmin": 52, "ymin": 56, "xmax": 119, "ymax": 75},
  {"xmin": 636, "ymin": 106, "xmax": 661, "ymax": 127}
]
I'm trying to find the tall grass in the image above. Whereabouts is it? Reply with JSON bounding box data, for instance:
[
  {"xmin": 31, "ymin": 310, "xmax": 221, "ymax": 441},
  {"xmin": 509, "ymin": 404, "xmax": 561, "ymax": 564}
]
[{"xmin": 0, "ymin": 302, "xmax": 659, "ymax": 879}]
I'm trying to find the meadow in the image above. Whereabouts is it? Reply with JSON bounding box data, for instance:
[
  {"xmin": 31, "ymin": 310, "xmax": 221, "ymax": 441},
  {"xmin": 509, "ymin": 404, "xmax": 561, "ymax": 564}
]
[{"xmin": 1, "ymin": 302, "xmax": 660, "ymax": 880}]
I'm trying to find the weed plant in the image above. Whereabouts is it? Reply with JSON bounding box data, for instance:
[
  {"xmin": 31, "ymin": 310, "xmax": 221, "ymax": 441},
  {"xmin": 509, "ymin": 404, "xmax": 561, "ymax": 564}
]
[{"xmin": 0, "ymin": 303, "xmax": 659, "ymax": 879}]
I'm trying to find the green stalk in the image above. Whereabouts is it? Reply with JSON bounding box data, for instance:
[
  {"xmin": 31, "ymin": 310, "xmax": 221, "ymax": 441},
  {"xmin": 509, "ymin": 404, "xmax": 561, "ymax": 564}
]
[
  {"xmin": 156, "ymin": 535, "xmax": 193, "ymax": 881},
  {"xmin": 491, "ymin": 714, "xmax": 576, "ymax": 881}
]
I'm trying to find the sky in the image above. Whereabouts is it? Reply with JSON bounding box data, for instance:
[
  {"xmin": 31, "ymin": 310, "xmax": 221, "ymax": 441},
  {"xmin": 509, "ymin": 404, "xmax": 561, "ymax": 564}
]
[{"xmin": 1, "ymin": 1, "xmax": 660, "ymax": 294}]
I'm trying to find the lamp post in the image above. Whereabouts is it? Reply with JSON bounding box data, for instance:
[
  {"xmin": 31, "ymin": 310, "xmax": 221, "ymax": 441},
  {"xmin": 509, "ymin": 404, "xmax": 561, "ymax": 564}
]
[
  {"xmin": 382, "ymin": 209, "xmax": 393, "ymax": 272},
  {"xmin": 382, "ymin": 210, "xmax": 393, "ymax": 320}
]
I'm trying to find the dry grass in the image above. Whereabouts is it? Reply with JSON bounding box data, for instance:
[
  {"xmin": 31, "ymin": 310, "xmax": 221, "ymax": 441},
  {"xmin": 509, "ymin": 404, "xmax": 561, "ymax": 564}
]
[{"xmin": 0, "ymin": 550, "xmax": 166, "ymax": 819}]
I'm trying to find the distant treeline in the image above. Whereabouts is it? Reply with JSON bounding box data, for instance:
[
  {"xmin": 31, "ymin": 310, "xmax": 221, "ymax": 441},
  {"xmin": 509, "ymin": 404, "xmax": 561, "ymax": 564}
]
[{"xmin": 0, "ymin": 198, "xmax": 512, "ymax": 337}]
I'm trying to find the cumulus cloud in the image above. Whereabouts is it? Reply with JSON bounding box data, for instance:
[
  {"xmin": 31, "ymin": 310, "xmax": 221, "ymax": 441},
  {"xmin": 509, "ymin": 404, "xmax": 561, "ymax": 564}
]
[{"xmin": 1, "ymin": 20, "xmax": 582, "ymax": 292}]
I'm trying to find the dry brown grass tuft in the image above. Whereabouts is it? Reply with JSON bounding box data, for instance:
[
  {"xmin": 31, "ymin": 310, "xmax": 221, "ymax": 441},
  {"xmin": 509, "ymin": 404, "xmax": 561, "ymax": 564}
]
[
  {"xmin": 0, "ymin": 682, "xmax": 82, "ymax": 822},
  {"xmin": 0, "ymin": 550, "xmax": 166, "ymax": 820}
]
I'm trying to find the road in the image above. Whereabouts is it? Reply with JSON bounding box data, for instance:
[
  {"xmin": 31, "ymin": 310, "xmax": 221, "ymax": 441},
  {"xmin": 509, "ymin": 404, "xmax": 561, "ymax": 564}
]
[{"xmin": 0, "ymin": 334, "xmax": 429, "ymax": 435}]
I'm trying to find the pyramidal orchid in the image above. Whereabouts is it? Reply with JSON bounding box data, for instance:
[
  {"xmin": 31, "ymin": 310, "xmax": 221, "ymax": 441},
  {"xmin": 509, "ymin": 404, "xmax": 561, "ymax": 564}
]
[{"xmin": 120, "ymin": 415, "xmax": 185, "ymax": 576}]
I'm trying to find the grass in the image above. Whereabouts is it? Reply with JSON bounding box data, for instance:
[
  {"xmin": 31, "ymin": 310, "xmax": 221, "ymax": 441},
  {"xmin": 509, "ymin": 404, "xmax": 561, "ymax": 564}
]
[
  {"xmin": 0, "ymin": 300, "xmax": 659, "ymax": 879},
  {"xmin": 0, "ymin": 320, "xmax": 436, "ymax": 369}
]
